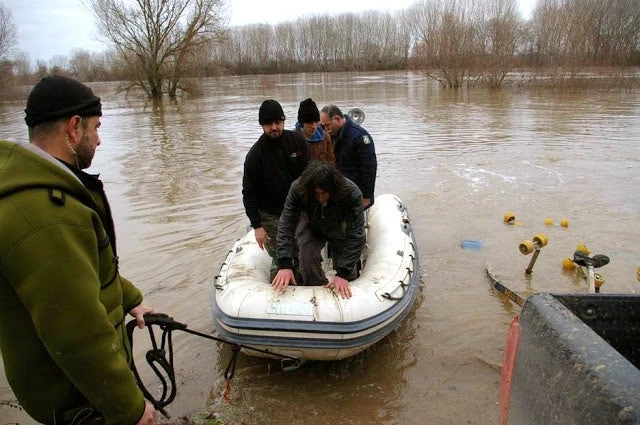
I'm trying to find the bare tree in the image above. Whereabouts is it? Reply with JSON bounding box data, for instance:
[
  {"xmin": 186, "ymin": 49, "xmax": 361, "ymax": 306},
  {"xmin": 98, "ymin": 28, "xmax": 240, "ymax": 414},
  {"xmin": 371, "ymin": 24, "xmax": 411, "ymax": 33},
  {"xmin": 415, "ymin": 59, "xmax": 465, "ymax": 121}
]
[
  {"xmin": 409, "ymin": 0, "xmax": 481, "ymax": 88},
  {"xmin": 0, "ymin": 2, "xmax": 16, "ymax": 59},
  {"xmin": 11, "ymin": 52, "xmax": 31, "ymax": 84},
  {"xmin": 530, "ymin": 0, "xmax": 640, "ymax": 69},
  {"xmin": 49, "ymin": 55, "xmax": 70, "ymax": 76},
  {"xmin": 86, "ymin": 0, "xmax": 227, "ymax": 99},
  {"xmin": 34, "ymin": 60, "xmax": 49, "ymax": 79},
  {"xmin": 479, "ymin": 0, "xmax": 521, "ymax": 88},
  {"xmin": 574, "ymin": 0, "xmax": 640, "ymax": 66},
  {"xmin": 530, "ymin": 0, "xmax": 567, "ymax": 66},
  {"xmin": 0, "ymin": 1, "xmax": 17, "ymax": 93},
  {"xmin": 70, "ymin": 49, "xmax": 99, "ymax": 81}
]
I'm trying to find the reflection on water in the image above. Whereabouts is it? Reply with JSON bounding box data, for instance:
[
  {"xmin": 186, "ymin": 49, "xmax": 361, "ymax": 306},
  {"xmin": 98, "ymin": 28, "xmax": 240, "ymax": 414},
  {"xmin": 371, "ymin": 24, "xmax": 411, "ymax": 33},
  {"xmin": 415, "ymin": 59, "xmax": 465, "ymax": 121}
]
[{"xmin": 1, "ymin": 71, "xmax": 639, "ymax": 424}]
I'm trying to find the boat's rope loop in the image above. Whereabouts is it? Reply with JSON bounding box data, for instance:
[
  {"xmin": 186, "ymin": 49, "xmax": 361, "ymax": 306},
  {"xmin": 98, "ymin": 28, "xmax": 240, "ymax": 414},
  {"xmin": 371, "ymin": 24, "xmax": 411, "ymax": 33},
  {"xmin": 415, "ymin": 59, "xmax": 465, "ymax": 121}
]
[
  {"xmin": 382, "ymin": 283, "xmax": 406, "ymax": 300},
  {"xmin": 382, "ymin": 260, "xmax": 417, "ymax": 301},
  {"xmin": 126, "ymin": 313, "xmax": 298, "ymax": 417}
]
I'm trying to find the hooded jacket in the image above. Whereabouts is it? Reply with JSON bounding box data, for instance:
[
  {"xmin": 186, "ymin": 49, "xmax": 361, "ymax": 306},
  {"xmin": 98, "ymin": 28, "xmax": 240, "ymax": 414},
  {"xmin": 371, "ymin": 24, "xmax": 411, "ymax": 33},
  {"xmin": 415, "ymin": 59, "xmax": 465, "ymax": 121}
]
[
  {"xmin": 276, "ymin": 177, "xmax": 365, "ymax": 279},
  {"xmin": 0, "ymin": 140, "xmax": 145, "ymax": 425},
  {"xmin": 294, "ymin": 122, "xmax": 335, "ymax": 164}
]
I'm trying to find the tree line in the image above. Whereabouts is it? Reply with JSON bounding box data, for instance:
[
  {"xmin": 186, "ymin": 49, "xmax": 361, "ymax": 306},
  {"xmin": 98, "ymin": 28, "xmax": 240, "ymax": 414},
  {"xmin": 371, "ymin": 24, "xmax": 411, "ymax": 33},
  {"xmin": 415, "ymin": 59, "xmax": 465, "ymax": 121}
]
[{"xmin": 1, "ymin": 0, "xmax": 639, "ymax": 99}]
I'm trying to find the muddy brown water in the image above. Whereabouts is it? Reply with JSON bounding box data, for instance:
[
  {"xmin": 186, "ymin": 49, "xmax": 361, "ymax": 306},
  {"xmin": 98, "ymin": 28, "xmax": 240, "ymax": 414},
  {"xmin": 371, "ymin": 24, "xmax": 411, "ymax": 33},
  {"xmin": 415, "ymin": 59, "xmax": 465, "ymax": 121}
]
[{"xmin": 1, "ymin": 71, "xmax": 639, "ymax": 424}]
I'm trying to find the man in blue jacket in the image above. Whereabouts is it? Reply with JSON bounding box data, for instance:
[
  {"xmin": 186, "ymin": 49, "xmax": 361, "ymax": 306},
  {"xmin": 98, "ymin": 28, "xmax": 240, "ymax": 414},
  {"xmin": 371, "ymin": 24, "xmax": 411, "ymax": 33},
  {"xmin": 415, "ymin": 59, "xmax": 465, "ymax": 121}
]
[{"xmin": 320, "ymin": 104, "xmax": 377, "ymax": 209}]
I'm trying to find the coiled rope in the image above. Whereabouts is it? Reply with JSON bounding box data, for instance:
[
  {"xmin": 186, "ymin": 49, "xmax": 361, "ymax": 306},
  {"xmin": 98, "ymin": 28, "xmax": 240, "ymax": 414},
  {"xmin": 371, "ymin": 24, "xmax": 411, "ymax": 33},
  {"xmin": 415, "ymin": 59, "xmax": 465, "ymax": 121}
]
[{"xmin": 126, "ymin": 313, "xmax": 299, "ymax": 418}]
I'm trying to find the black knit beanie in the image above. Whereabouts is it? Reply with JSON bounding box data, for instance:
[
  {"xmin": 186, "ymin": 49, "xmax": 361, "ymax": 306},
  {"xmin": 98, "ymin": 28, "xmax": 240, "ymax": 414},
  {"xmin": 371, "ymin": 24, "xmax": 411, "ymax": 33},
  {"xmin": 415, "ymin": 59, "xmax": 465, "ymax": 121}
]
[
  {"xmin": 24, "ymin": 75, "xmax": 102, "ymax": 128},
  {"xmin": 297, "ymin": 98, "xmax": 320, "ymax": 124},
  {"xmin": 258, "ymin": 99, "xmax": 285, "ymax": 125}
]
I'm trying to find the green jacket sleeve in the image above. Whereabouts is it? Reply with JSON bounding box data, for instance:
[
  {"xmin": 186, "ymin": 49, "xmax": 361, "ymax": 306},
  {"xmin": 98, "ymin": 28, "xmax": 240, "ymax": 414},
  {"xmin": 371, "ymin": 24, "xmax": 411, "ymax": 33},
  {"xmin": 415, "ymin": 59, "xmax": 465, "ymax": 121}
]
[
  {"xmin": 5, "ymin": 221, "xmax": 145, "ymax": 425},
  {"xmin": 120, "ymin": 275, "xmax": 143, "ymax": 312}
]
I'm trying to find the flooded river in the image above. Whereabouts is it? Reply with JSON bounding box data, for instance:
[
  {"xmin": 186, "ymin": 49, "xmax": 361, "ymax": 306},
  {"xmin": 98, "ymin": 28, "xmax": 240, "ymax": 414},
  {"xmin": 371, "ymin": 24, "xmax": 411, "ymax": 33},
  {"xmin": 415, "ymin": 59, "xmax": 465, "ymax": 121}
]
[{"xmin": 1, "ymin": 71, "xmax": 639, "ymax": 424}]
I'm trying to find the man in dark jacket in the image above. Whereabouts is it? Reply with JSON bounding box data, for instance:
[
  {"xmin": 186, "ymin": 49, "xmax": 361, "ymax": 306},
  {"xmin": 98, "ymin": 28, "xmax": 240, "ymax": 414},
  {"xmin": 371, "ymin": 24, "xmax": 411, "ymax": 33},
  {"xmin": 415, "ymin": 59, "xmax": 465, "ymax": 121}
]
[
  {"xmin": 272, "ymin": 161, "xmax": 365, "ymax": 299},
  {"xmin": 0, "ymin": 76, "xmax": 156, "ymax": 424},
  {"xmin": 242, "ymin": 100, "xmax": 311, "ymax": 275},
  {"xmin": 320, "ymin": 104, "xmax": 377, "ymax": 209}
]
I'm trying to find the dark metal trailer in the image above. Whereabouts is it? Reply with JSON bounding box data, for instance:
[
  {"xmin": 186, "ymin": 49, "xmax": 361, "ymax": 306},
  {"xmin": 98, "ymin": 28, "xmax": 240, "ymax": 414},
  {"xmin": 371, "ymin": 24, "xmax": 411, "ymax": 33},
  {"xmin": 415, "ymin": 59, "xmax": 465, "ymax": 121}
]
[{"xmin": 501, "ymin": 293, "xmax": 640, "ymax": 424}]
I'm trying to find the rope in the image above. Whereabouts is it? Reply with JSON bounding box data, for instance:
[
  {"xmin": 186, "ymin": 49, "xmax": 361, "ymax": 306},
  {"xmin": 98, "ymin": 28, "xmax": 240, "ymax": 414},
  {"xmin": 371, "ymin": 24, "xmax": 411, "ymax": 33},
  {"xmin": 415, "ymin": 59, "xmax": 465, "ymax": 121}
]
[
  {"xmin": 126, "ymin": 313, "xmax": 299, "ymax": 417},
  {"xmin": 223, "ymin": 345, "xmax": 241, "ymax": 402},
  {"xmin": 381, "ymin": 264, "xmax": 415, "ymax": 301}
]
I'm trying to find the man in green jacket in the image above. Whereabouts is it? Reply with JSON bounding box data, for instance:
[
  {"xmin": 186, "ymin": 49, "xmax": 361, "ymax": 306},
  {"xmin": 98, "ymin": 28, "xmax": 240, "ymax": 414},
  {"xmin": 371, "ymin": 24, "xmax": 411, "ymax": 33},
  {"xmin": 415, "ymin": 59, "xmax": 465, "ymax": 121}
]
[{"xmin": 0, "ymin": 76, "xmax": 156, "ymax": 425}]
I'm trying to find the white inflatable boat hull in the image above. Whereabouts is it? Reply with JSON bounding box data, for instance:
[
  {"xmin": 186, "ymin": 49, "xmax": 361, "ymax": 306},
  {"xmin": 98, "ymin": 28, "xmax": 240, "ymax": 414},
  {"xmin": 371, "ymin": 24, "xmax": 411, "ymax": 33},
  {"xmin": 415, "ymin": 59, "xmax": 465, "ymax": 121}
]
[{"xmin": 212, "ymin": 193, "xmax": 420, "ymax": 361}]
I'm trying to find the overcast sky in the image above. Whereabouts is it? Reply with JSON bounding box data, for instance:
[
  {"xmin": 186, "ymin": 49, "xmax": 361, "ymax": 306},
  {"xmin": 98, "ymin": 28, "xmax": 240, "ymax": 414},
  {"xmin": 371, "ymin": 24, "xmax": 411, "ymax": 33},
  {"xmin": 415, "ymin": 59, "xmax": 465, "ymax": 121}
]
[{"xmin": 4, "ymin": 0, "xmax": 536, "ymax": 63}]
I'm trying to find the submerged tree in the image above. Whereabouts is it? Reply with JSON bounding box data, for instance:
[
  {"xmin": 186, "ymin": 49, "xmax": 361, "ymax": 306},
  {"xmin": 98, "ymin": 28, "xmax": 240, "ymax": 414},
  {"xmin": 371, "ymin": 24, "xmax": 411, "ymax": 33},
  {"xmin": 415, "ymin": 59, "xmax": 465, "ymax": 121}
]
[
  {"xmin": 409, "ymin": 0, "xmax": 480, "ymax": 89},
  {"xmin": 408, "ymin": 0, "xmax": 522, "ymax": 89},
  {"xmin": 86, "ymin": 0, "xmax": 227, "ymax": 99},
  {"xmin": 478, "ymin": 0, "xmax": 521, "ymax": 88},
  {"xmin": 531, "ymin": 0, "xmax": 640, "ymax": 67}
]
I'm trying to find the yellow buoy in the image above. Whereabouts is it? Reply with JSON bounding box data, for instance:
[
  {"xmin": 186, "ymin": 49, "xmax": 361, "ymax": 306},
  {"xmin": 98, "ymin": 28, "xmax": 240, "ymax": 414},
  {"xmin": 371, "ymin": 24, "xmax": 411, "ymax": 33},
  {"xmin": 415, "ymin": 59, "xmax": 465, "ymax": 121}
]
[
  {"xmin": 519, "ymin": 240, "xmax": 534, "ymax": 255},
  {"xmin": 544, "ymin": 218, "xmax": 553, "ymax": 226},
  {"xmin": 560, "ymin": 218, "xmax": 569, "ymax": 228},
  {"xmin": 576, "ymin": 243, "xmax": 591, "ymax": 255},
  {"xmin": 562, "ymin": 257, "xmax": 576, "ymax": 270},
  {"xmin": 504, "ymin": 212, "xmax": 516, "ymax": 225},
  {"xmin": 533, "ymin": 234, "xmax": 549, "ymax": 248}
]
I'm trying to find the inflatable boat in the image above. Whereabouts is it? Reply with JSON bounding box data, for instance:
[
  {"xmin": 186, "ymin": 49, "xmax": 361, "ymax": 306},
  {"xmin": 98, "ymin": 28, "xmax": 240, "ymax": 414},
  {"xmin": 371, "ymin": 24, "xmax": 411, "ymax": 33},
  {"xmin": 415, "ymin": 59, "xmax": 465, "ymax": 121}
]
[{"xmin": 211, "ymin": 193, "xmax": 420, "ymax": 361}]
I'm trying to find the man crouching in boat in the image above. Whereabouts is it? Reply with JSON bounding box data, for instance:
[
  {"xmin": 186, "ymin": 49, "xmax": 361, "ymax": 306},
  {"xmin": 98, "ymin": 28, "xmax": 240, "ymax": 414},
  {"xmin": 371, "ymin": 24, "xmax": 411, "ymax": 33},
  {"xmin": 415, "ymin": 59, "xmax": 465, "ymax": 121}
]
[{"xmin": 272, "ymin": 162, "xmax": 365, "ymax": 299}]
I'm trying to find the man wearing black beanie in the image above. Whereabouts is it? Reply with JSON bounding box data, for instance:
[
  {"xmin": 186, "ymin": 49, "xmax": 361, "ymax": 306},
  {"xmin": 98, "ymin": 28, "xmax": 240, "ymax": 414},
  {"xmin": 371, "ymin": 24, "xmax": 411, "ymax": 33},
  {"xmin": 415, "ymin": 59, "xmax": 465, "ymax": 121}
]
[
  {"xmin": 242, "ymin": 99, "xmax": 311, "ymax": 281},
  {"xmin": 295, "ymin": 98, "xmax": 335, "ymax": 164},
  {"xmin": 0, "ymin": 75, "xmax": 157, "ymax": 425}
]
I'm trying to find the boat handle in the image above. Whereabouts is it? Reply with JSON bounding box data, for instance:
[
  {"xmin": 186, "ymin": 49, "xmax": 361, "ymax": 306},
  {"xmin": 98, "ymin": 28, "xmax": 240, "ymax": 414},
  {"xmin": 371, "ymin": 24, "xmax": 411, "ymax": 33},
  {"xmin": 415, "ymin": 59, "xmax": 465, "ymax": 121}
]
[
  {"xmin": 381, "ymin": 264, "xmax": 415, "ymax": 300},
  {"xmin": 382, "ymin": 281, "xmax": 407, "ymax": 300}
]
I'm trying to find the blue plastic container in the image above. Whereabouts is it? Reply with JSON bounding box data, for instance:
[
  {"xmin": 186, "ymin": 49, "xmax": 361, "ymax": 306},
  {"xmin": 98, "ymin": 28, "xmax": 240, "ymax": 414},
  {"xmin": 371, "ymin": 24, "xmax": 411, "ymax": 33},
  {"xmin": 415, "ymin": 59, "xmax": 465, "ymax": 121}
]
[{"xmin": 461, "ymin": 240, "xmax": 482, "ymax": 250}]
